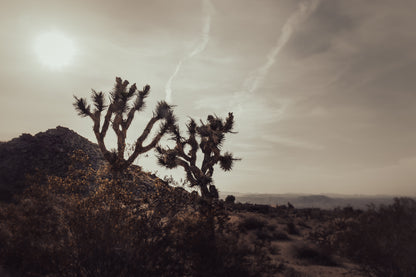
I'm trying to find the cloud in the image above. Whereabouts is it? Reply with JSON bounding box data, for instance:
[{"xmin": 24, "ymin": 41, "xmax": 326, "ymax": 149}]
[
  {"xmin": 164, "ymin": 60, "xmax": 183, "ymax": 103},
  {"xmin": 188, "ymin": 0, "xmax": 213, "ymax": 58},
  {"xmin": 195, "ymin": 0, "xmax": 321, "ymax": 132},
  {"xmin": 165, "ymin": 0, "xmax": 214, "ymax": 103},
  {"xmin": 261, "ymin": 134, "xmax": 324, "ymax": 151},
  {"xmin": 243, "ymin": 0, "xmax": 320, "ymax": 94},
  {"xmin": 201, "ymin": 0, "xmax": 320, "ymax": 148}
]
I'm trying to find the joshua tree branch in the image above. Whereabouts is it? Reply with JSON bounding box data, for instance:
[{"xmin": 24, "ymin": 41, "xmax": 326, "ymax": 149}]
[
  {"xmin": 174, "ymin": 141, "xmax": 192, "ymax": 162},
  {"xmin": 92, "ymin": 113, "xmax": 101, "ymax": 134},
  {"xmin": 92, "ymin": 124, "xmax": 110, "ymax": 160},
  {"xmin": 156, "ymin": 113, "xmax": 239, "ymax": 199},
  {"xmin": 175, "ymin": 158, "xmax": 199, "ymax": 186},
  {"xmin": 135, "ymin": 117, "xmax": 158, "ymax": 147},
  {"xmin": 125, "ymin": 108, "xmax": 136, "ymax": 130},
  {"xmin": 100, "ymin": 104, "xmax": 113, "ymax": 138},
  {"xmin": 126, "ymin": 117, "xmax": 161, "ymax": 164},
  {"xmin": 189, "ymin": 139, "xmax": 198, "ymax": 167},
  {"xmin": 141, "ymin": 130, "xmax": 165, "ymax": 153},
  {"xmin": 205, "ymin": 147, "xmax": 221, "ymax": 173},
  {"xmin": 201, "ymin": 151, "xmax": 212, "ymax": 174},
  {"xmin": 74, "ymin": 77, "xmax": 174, "ymax": 174}
]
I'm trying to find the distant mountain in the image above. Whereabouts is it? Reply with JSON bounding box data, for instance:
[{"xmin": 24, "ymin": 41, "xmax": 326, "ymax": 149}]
[
  {"xmin": 0, "ymin": 126, "xmax": 105, "ymax": 201},
  {"xmin": 220, "ymin": 192, "xmax": 397, "ymax": 210}
]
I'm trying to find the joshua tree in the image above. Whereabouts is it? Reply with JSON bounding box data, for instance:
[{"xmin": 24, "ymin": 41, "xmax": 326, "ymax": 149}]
[
  {"xmin": 156, "ymin": 112, "xmax": 239, "ymax": 199},
  {"xmin": 73, "ymin": 77, "xmax": 175, "ymax": 174}
]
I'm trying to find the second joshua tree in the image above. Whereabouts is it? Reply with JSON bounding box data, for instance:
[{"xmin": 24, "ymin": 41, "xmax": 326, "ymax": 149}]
[
  {"xmin": 73, "ymin": 77, "xmax": 175, "ymax": 174},
  {"xmin": 156, "ymin": 112, "xmax": 239, "ymax": 199}
]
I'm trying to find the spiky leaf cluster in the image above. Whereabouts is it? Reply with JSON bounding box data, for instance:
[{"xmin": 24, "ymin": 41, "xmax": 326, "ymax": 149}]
[
  {"xmin": 73, "ymin": 97, "xmax": 91, "ymax": 117},
  {"xmin": 156, "ymin": 112, "xmax": 239, "ymax": 199},
  {"xmin": 92, "ymin": 90, "xmax": 106, "ymax": 112}
]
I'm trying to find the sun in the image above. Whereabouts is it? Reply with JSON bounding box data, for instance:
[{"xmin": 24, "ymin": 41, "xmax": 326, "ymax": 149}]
[{"xmin": 34, "ymin": 31, "xmax": 76, "ymax": 69}]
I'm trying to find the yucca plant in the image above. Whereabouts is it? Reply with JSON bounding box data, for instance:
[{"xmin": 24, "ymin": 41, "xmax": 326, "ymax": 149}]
[
  {"xmin": 74, "ymin": 77, "xmax": 176, "ymax": 174},
  {"xmin": 156, "ymin": 112, "xmax": 239, "ymax": 199}
]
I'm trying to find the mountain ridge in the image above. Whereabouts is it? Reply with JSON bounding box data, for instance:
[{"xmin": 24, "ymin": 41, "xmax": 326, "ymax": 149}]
[{"xmin": 219, "ymin": 192, "xmax": 397, "ymax": 209}]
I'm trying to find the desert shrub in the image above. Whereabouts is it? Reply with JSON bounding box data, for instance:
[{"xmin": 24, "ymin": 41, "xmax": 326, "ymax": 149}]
[
  {"xmin": 255, "ymin": 228, "xmax": 274, "ymax": 241},
  {"xmin": 0, "ymin": 164, "xmax": 180, "ymax": 276},
  {"xmin": 225, "ymin": 194, "xmax": 236, "ymax": 204},
  {"xmin": 291, "ymin": 243, "xmax": 339, "ymax": 267},
  {"xmin": 268, "ymin": 243, "xmax": 280, "ymax": 255},
  {"xmin": 272, "ymin": 230, "xmax": 291, "ymax": 241},
  {"xmin": 297, "ymin": 220, "xmax": 311, "ymax": 230},
  {"xmin": 276, "ymin": 264, "xmax": 308, "ymax": 277},
  {"xmin": 238, "ymin": 216, "xmax": 267, "ymax": 231},
  {"xmin": 255, "ymin": 223, "xmax": 288, "ymax": 242},
  {"xmin": 337, "ymin": 198, "xmax": 416, "ymax": 276},
  {"xmin": 310, "ymin": 198, "xmax": 416, "ymax": 276},
  {"xmin": 0, "ymin": 151, "xmax": 275, "ymax": 277},
  {"xmin": 286, "ymin": 221, "xmax": 300, "ymax": 235},
  {"xmin": 172, "ymin": 212, "xmax": 275, "ymax": 277}
]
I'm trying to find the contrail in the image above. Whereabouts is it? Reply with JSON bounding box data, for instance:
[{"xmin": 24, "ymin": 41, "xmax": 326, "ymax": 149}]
[
  {"xmin": 165, "ymin": 0, "xmax": 213, "ymax": 103},
  {"xmin": 165, "ymin": 60, "xmax": 183, "ymax": 103},
  {"xmin": 243, "ymin": 0, "xmax": 320, "ymax": 94}
]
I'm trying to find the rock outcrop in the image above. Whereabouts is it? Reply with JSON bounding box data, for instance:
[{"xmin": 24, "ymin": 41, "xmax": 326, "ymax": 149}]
[{"xmin": 0, "ymin": 126, "xmax": 104, "ymax": 201}]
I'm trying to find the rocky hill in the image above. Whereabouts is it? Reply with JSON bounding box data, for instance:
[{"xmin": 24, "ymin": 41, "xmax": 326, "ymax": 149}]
[{"xmin": 0, "ymin": 126, "xmax": 105, "ymax": 201}]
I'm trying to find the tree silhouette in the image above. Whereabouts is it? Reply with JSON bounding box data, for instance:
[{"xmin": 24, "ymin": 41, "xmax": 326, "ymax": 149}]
[
  {"xmin": 156, "ymin": 113, "xmax": 239, "ymax": 199},
  {"xmin": 73, "ymin": 77, "xmax": 175, "ymax": 174}
]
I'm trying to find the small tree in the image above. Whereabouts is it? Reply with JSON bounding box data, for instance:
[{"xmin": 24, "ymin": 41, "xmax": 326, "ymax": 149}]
[
  {"xmin": 73, "ymin": 77, "xmax": 175, "ymax": 174},
  {"xmin": 156, "ymin": 113, "xmax": 239, "ymax": 199}
]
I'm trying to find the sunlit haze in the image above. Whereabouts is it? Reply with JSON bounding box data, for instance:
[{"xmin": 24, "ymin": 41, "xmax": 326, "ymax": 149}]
[
  {"xmin": 1, "ymin": 0, "xmax": 415, "ymax": 196},
  {"xmin": 34, "ymin": 30, "xmax": 76, "ymax": 69}
]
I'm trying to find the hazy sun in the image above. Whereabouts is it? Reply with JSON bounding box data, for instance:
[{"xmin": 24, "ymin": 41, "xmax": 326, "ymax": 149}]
[{"xmin": 34, "ymin": 31, "xmax": 76, "ymax": 69}]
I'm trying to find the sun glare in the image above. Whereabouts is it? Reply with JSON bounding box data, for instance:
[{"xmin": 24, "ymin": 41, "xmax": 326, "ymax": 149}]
[{"xmin": 34, "ymin": 31, "xmax": 76, "ymax": 69}]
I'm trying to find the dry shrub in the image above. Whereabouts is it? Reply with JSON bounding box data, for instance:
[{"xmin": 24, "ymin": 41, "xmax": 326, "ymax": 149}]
[
  {"xmin": 286, "ymin": 221, "xmax": 300, "ymax": 235},
  {"xmin": 276, "ymin": 264, "xmax": 309, "ymax": 277},
  {"xmin": 0, "ymin": 150, "xmax": 276, "ymax": 277},
  {"xmin": 291, "ymin": 243, "xmax": 339, "ymax": 267},
  {"xmin": 272, "ymin": 230, "xmax": 291, "ymax": 241},
  {"xmin": 238, "ymin": 216, "xmax": 268, "ymax": 232},
  {"xmin": 310, "ymin": 198, "xmax": 416, "ymax": 276}
]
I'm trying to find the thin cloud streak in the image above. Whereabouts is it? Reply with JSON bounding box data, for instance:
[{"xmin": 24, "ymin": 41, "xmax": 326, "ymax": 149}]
[
  {"xmin": 243, "ymin": 0, "xmax": 320, "ymax": 94},
  {"xmin": 262, "ymin": 134, "xmax": 324, "ymax": 151},
  {"xmin": 188, "ymin": 0, "xmax": 212, "ymax": 58},
  {"xmin": 165, "ymin": 0, "xmax": 213, "ymax": 103},
  {"xmin": 200, "ymin": 0, "xmax": 320, "ymax": 129},
  {"xmin": 214, "ymin": 0, "xmax": 321, "ymax": 155}
]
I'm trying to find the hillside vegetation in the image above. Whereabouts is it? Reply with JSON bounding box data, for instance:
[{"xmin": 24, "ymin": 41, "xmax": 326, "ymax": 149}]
[
  {"xmin": 0, "ymin": 150, "xmax": 274, "ymax": 276},
  {"xmin": 0, "ymin": 150, "xmax": 415, "ymax": 276}
]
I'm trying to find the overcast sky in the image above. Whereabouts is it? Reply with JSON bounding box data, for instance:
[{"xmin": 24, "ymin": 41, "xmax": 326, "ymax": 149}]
[{"xmin": 1, "ymin": 0, "xmax": 415, "ymax": 196}]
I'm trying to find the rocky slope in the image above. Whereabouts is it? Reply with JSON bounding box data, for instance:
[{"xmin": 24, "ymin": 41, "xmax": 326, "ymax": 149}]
[{"xmin": 0, "ymin": 126, "xmax": 104, "ymax": 201}]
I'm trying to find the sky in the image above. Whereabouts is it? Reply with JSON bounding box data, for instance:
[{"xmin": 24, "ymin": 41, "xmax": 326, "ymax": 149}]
[{"xmin": 1, "ymin": 0, "xmax": 416, "ymax": 196}]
